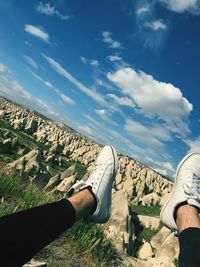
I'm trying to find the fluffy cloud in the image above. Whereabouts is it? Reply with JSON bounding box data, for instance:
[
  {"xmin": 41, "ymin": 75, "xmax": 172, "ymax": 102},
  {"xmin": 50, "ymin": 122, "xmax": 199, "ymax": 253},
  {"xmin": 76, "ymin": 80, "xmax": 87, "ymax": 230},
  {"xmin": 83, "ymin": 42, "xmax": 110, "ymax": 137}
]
[
  {"xmin": 106, "ymin": 127, "xmax": 145, "ymax": 158},
  {"xmin": 144, "ymin": 20, "xmax": 168, "ymax": 31},
  {"xmin": 162, "ymin": 161, "xmax": 175, "ymax": 173},
  {"xmin": 23, "ymin": 55, "xmax": 38, "ymax": 69},
  {"xmin": 60, "ymin": 93, "xmax": 75, "ymax": 105},
  {"xmin": 24, "ymin": 24, "xmax": 49, "ymax": 43},
  {"xmin": 94, "ymin": 109, "xmax": 118, "ymax": 126},
  {"xmin": 124, "ymin": 118, "xmax": 172, "ymax": 148},
  {"xmin": 80, "ymin": 57, "xmax": 99, "ymax": 66},
  {"xmin": 107, "ymin": 93, "xmax": 135, "ymax": 107},
  {"xmin": 107, "ymin": 67, "xmax": 193, "ymax": 136},
  {"xmin": 102, "ymin": 31, "xmax": 122, "ymax": 49},
  {"xmin": 36, "ymin": 2, "xmax": 72, "ymax": 20},
  {"xmin": 0, "ymin": 63, "xmax": 10, "ymax": 73},
  {"xmin": 24, "ymin": 41, "xmax": 32, "ymax": 47},
  {"xmin": 136, "ymin": 4, "xmax": 150, "ymax": 15},
  {"xmin": 0, "ymin": 76, "xmax": 59, "ymax": 117},
  {"xmin": 80, "ymin": 56, "xmax": 87, "ymax": 64},
  {"xmin": 107, "ymin": 55, "xmax": 122, "ymax": 61},
  {"xmin": 135, "ymin": 1, "xmax": 168, "ymax": 50},
  {"xmin": 43, "ymin": 54, "xmax": 106, "ymax": 106},
  {"xmin": 90, "ymin": 59, "xmax": 99, "ymax": 67},
  {"xmin": 184, "ymin": 137, "xmax": 200, "ymax": 153},
  {"xmin": 95, "ymin": 109, "xmax": 107, "ymax": 117},
  {"xmin": 30, "ymin": 70, "xmax": 75, "ymax": 105},
  {"xmin": 159, "ymin": 0, "xmax": 200, "ymax": 14},
  {"xmin": 77, "ymin": 125, "xmax": 93, "ymax": 136},
  {"xmin": 144, "ymin": 157, "xmax": 175, "ymax": 176},
  {"xmin": 84, "ymin": 114, "xmax": 145, "ymax": 156}
]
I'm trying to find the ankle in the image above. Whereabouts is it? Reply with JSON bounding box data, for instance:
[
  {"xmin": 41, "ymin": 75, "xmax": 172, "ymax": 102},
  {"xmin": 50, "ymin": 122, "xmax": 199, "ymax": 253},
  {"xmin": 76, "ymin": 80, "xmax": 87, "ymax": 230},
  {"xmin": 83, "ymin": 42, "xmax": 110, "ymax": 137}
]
[
  {"xmin": 176, "ymin": 204, "xmax": 200, "ymax": 233},
  {"xmin": 68, "ymin": 188, "xmax": 96, "ymax": 220}
]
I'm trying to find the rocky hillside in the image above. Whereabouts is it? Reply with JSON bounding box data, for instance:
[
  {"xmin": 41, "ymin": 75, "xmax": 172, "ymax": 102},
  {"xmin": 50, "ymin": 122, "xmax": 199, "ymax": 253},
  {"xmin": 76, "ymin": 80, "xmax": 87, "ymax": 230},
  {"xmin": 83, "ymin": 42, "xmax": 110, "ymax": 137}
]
[
  {"xmin": 0, "ymin": 97, "xmax": 178, "ymax": 267},
  {"xmin": 0, "ymin": 98, "xmax": 173, "ymax": 200}
]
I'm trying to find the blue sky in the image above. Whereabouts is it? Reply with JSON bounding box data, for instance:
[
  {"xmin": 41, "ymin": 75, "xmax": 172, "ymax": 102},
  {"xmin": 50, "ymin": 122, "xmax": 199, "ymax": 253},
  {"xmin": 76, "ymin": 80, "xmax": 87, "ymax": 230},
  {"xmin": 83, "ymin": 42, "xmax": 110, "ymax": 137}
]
[{"xmin": 0, "ymin": 0, "xmax": 200, "ymax": 178}]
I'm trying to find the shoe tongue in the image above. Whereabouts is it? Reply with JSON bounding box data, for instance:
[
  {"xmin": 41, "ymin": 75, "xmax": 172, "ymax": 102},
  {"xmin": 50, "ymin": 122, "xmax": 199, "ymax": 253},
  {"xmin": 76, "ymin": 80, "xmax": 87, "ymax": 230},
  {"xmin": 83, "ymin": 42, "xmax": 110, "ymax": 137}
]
[{"xmin": 183, "ymin": 174, "xmax": 200, "ymax": 210}]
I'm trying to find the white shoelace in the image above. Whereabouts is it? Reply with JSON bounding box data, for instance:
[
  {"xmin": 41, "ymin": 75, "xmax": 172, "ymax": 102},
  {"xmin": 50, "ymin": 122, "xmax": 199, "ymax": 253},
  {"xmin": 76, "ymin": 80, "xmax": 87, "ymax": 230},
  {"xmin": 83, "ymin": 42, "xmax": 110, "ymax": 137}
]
[{"xmin": 183, "ymin": 173, "xmax": 200, "ymax": 201}]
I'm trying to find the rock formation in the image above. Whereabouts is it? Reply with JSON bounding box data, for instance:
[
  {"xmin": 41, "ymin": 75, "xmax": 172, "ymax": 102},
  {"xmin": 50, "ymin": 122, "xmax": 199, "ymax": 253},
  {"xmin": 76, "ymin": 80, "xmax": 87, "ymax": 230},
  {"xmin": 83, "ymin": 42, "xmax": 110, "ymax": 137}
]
[
  {"xmin": 0, "ymin": 98, "xmax": 178, "ymax": 267},
  {"xmin": 105, "ymin": 190, "xmax": 135, "ymax": 255},
  {"xmin": 0, "ymin": 98, "xmax": 173, "ymax": 204}
]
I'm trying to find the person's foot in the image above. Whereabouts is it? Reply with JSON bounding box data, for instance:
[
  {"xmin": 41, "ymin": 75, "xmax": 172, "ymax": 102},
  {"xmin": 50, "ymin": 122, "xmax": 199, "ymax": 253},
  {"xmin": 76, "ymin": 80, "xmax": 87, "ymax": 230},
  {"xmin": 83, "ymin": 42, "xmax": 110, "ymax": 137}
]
[
  {"xmin": 160, "ymin": 153, "xmax": 200, "ymax": 233},
  {"xmin": 68, "ymin": 146, "xmax": 118, "ymax": 223}
]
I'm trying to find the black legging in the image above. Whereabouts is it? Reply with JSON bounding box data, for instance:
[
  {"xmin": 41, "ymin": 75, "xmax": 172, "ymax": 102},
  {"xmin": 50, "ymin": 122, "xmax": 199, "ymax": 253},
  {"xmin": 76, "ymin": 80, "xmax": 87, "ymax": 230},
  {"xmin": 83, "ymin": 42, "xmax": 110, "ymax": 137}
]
[
  {"xmin": 179, "ymin": 227, "xmax": 200, "ymax": 267},
  {"xmin": 0, "ymin": 200, "xmax": 199, "ymax": 267},
  {"xmin": 0, "ymin": 199, "xmax": 76, "ymax": 267}
]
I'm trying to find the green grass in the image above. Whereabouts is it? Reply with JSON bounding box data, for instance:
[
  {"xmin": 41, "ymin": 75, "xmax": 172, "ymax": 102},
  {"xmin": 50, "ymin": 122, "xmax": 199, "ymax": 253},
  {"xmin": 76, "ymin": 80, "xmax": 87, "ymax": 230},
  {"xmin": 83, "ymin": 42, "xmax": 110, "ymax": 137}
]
[
  {"xmin": 174, "ymin": 259, "xmax": 179, "ymax": 267},
  {"xmin": 130, "ymin": 204, "xmax": 161, "ymax": 256},
  {"xmin": 75, "ymin": 161, "xmax": 87, "ymax": 180},
  {"xmin": 63, "ymin": 221, "xmax": 119, "ymax": 265},
  {"xmin": 133, "ymin": 220, "xmax": 160, "ymax": 257},
  {"xmin": 131, "ymin": 204, "xmax": 161, "ymax": 217},
  {"xmin": 0, "ymin": 172, "xmax": 58, "ymax": 217},
  {"xmin": 0, "ymin": 119, "xmax": 49, "ymax": 151},
  {"xmin": 0, "ymin": 172, "xmax": 119, "ymax": 266},
  {"xmin": 47, "ymin": 158, "xmax": 87, "ymax": 179}
]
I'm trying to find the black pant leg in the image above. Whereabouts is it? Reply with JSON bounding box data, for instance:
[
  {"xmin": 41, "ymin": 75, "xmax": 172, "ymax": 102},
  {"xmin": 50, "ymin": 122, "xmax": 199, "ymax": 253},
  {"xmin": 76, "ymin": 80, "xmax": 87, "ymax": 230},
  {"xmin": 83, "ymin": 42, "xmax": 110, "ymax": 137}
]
[
  {"xmin": 179, "ymin": 227, "xmax": 200, "ymax": 267},
  {"xmin": 0, "ymin": 199, "xmax": 76, "ymax": 267}
]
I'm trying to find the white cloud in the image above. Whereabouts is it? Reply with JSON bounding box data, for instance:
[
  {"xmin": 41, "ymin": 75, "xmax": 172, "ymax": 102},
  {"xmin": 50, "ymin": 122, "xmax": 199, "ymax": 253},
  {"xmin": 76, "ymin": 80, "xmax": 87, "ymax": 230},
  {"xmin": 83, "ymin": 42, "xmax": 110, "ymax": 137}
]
[
  {"xmin": 154, "ymin": 168, "xmax": 168, "ymax": 175},
  {"xmin": 102, "ymin": 31, "xmax": 122, "ymax": 49},
  {"xmin": 94, "ymin": 109, "xmax": 118, "ymax": 126},
  {"xmin": 90, "ymin": 59, "xmax": 99, "ymax": 67},
  {"xmin": 159, "ymin": 0, "xmax": 200, "ymax": 14},
  {"xmin": 80, "ymin": 58, "xmax": 99, "ymax": 67},
  {"xmin": 135, "ymin": 1, "xmax": 168, "ymax": 50},
  {"xmin": 136, "ymin": 4, "xmax": 150, "ymax": 15},
  {"xmin": 95, "ymin": 109, "xmax": 107, "ymax": 117},
  {"xmin": 0, "ymin": 63, "xmax": 10, "ymax": 73},
  {"xmin": 77, "ymin": 125, "xmax": 93, "ymax": 136},
  {"xmin": 107, "ymin": 55, "xmax": 122, "ymax": 61},
  {"xmin": 24, "ymin": 24, "xmax": 49, "ymax": 43},
  {"xmin": 124, "ymin": 118, "xmax": 172, "ymax": 148},
  {"xmin": 36, "ymin": 2, "xmax": 72, "ymax": 20},
  {"xmin": 80, "ymin": 56, "xmax": 87, "ymax": 64},
  {"xmin": 162, "ymin": 161, "xmax": 175, "ymax": 173},
  {"xmin": 30, "ymin": 70, "xmax": 75, "ymax": 105},
  {"xmin": 106, "ymin": 127, "xmax": 145, "ymax": 156},
  {"xmin": 83, "ymin": 114, "xmax": 117, "ymax": 144},
  {"xmin": 0, "ymin": 76, "xmax": 59, "ymax": 117},
  {"xmin": 184, "ymin": 137, "xmax": 200, "ymax": 153},
  {"xmin": 24, "ymin": 41, "xmax": 32, "ymax": 47},
  {"xmin": 107, "ymin": 93, "xmax": 135, "ymax": 107},
  {"xmin": 107, "ymin": 67, "xmax": 193, "ymax": 136},
  {"xmin": 84, "ymin": 113, "xmax": 145, "ymax": 156},
  {"xmin": 144, "ymin": 156, "xmax": 175, "ymax": 176},
  {"xmin": 60, "ymin": 93, "xmax": 75, "ymax": 105},
  {"xmin": 43, "ymin": 53, "xmax": 106, "ymax": 106},
  {"xmin": 23, "ymin": 55, "xmax": 38, "ymax": 69},
  {"xmin": 144, "ymin": 20, "xmax": 168, "ymax": 31}
]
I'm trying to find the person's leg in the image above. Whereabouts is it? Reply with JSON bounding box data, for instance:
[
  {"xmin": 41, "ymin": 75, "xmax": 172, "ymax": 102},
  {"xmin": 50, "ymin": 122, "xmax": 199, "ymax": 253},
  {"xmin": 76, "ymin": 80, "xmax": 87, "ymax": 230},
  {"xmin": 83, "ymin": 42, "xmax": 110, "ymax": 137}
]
[
  {"xmin": 160, "ymin": 153, "xmax": 200, "ymax": 267},
  {"xmin": 0, "ymin": 145, "xmax": 118, "ymax": 267},
  {"xmin": 176, "ymin": 204, "xmax": 200, "ymax": 232},
  {"xmin": 176, "ymin": 204, "xmax": 200, "ymax": 267},
  {"xmin": 0, "ymin": 188, "xmax": 95, "ymax": 267}
]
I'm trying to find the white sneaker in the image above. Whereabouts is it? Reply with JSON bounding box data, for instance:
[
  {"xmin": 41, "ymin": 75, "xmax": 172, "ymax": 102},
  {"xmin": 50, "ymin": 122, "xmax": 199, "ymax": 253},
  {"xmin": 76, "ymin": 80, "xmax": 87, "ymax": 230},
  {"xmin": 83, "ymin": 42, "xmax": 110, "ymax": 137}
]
[
  {"xmin": 68, "ymin": 146, "xmax": 118, "ymax": 223},
  {"xmin": 160, "ymin": 152, "xmax": 200, "ymax": 233}
]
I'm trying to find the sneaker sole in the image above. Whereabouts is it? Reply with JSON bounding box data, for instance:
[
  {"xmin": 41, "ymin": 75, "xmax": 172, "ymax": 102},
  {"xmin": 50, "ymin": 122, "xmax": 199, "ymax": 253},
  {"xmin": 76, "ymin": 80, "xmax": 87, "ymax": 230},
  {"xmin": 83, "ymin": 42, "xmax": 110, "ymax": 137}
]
[
  {"xmin": 102, "ymin": 146, "xmax": 118, "ymax": 223},
  {"xmin": 110, "ymin": 146, "xmax": 118, "ymax": 177},
  {"xmin": 89, "ymin": 146, "xmax": 118, "ymax": 223},
  {"xmin": 160, "ymin": 152, "xmax": 197, "ymax": 223}
]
